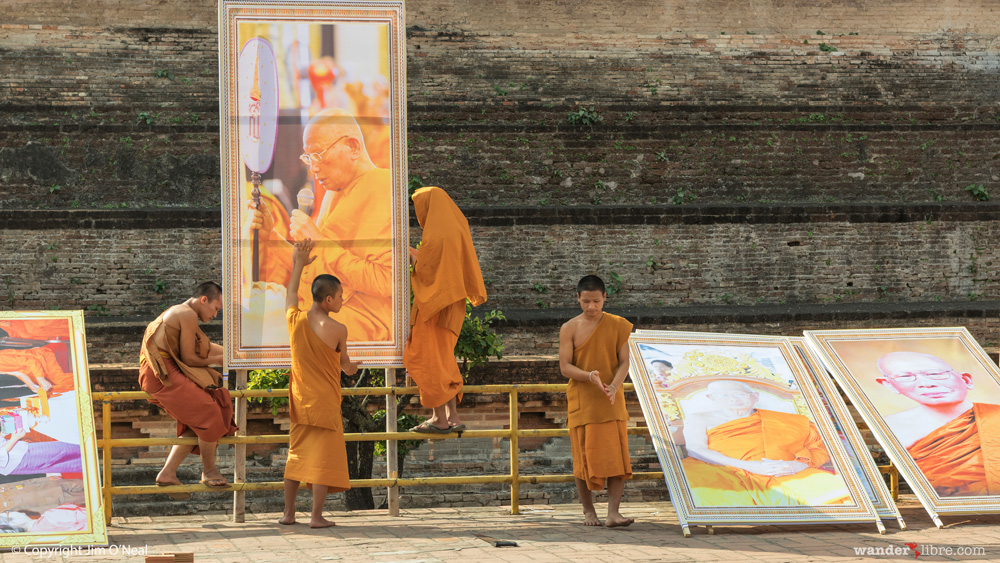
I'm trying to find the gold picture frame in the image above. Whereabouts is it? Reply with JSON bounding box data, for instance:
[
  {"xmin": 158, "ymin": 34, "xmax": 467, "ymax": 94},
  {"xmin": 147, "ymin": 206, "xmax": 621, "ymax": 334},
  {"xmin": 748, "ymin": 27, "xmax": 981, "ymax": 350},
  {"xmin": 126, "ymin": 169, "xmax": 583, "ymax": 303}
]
[
  {"xmin": 220, "ymin": 0, "xmax": 408, "ymax": 368},
  {"xmin": 629, "ymin": 330, "xmax": 882, "ymax": 535},
  {"xmin": 0, "ymin": 311, "xmax": 106, "ymax": 548},
  {"xmin": 805, "ymin": 327, "xmax": 1000, "ymax": 527}
]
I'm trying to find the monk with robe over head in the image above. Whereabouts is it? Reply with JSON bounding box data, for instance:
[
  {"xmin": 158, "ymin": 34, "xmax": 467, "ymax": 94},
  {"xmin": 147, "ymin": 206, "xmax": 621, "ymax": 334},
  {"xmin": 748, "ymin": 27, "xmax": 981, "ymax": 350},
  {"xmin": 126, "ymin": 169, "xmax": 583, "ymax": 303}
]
[
  {"xmin": 138, "ymin": 282, "xmax": 236, "ymax": 496},
  {"xmin": 558, "ymin": 275, "xmax": 634, "ymax": 527},
  {"xmin": 681, "ymin": 380, "xmax": 851, "ymax": 506},
  {"xmin": 246, "ymin": 107, "xmax": 393, "ymax": 342},
  {"xmin": 405, "ymin": 187, "xmax": 487, "ymax": 434},
  {"xmin": 280, "ymin": 239, "xmax": 358, "ymax": 528},
  {"xmin": 877, "ymin": 351, "xmax": 1000, "ymax": 496}
]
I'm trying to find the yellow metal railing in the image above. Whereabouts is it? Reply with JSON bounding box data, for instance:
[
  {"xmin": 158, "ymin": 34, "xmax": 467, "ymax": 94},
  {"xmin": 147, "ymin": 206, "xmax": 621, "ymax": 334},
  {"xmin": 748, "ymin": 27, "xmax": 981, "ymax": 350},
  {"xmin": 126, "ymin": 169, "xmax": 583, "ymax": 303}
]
[{"xmin": 93, "ymin": 381, "xmax": 899, "ymax": 524}]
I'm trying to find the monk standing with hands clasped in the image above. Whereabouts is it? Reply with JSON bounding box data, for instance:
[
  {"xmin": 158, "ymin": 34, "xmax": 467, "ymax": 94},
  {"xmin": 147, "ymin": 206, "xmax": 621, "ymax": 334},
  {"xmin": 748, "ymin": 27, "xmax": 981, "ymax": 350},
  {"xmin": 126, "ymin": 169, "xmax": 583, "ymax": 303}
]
[
  {"xmin": 405, "ymin": 187, "xmax": 487, "ymax": 434},
  {"xmin": 559, "ymin": 275, "xmax": 634, "ymax": 527},
  {"xmin": 280, "ymin": 239, "xmax": 358, "ymax": 528}
]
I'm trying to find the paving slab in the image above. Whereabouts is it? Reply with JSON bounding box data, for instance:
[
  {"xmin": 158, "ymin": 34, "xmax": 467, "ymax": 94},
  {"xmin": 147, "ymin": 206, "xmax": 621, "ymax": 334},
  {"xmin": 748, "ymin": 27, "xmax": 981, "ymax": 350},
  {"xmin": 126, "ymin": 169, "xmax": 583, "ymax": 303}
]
[{"xmin": 4, "ymin": 497, "xmax": 1000, "ymax": 562}]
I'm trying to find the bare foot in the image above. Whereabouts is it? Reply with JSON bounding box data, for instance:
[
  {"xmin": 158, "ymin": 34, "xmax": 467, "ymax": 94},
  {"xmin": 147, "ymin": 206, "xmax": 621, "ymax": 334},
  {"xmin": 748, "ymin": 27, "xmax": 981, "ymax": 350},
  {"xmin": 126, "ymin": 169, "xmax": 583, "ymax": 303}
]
[
  {"xmin": 310, "ymin": 516, "xmax": 336, "ymax": 528},
  {"xmin": 201, "ymin": 468, "xmax": 229, "ymax": 488},
  {"xmin": 583, "ymin": 510, "xmax": 603, "ymax": 527},
  {"xmin": 278, "ymin": 515, "xmax": 297, "ymax": 525},
  {"xmin": 605, "ymin": 514, "xmax": 634, "ymax": 528},
  {"xmin": 155, "ymin": 471, "xmax": 182, "ymax": 487}
]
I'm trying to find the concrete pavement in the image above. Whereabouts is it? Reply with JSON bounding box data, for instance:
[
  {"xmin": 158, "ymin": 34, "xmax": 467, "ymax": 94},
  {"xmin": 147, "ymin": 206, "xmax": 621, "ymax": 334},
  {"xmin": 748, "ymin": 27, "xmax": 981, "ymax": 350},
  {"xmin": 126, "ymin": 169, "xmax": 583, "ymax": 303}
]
[{"xmin": 6, "ymin": 497, "xmax": 1000, "ymax": 562}]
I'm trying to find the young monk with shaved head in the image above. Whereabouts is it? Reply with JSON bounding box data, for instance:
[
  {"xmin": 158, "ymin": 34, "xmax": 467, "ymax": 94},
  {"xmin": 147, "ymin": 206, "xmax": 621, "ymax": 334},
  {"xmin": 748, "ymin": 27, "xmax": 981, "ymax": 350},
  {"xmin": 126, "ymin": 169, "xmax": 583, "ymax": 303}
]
[
  {"xmin": 281, "ymin": 239, "xmax": 358, "ymax": 528},
  {"xmin": 139, "ymin": 281, "xmax": 236, "ymax": 495},
  {"xmin": 559, "ymin": 275, "xmax": 634, "ymax": 527}
]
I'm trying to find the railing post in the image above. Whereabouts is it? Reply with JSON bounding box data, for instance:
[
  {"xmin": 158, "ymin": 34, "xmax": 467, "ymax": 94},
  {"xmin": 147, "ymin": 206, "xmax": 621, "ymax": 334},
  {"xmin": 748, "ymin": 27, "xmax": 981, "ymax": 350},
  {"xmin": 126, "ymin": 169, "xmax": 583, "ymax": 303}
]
[
  {"xmin": 233, "ymin": 369, "xmax": 248, "ymax": 523},
  {"xmin": 102, "ymin": 400, "xmax": 112, "ymax": 525},
  {"xmin": 386, "ymin": 368, "xmax": 400, "ymax": 516},
  {"xmin": 509, "ymin": 389, "xmax": 519, "ymax": 515}
]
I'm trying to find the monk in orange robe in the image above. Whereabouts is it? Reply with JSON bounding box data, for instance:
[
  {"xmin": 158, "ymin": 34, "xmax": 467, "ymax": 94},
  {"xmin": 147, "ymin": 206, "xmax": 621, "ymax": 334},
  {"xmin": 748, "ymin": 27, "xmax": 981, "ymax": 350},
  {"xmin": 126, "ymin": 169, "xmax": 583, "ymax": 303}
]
[
  {"xmin": 558, "ymin": 275, "xmax": 634, "ymax": 527},
  {"xmin": 138, "ymin": 282, "xmax": 236, "ymax": 494},
  {"xmin": 681, "ymin": 381, "xmax": 851, "ymax": 506},
  {"xmin": 877, "ymin": 351, "xmax": 1000, "ymax": 497},
  {"xmin": 280, "ymin": 239, "xmax": 358, "ymax": 528},
  {"xmin": 404, "ymin": 187, "xmax": 487, "ymax": 433},
  {"xmin": 247, "ymin": 107, "xmax": 392, "ymax": 343}
]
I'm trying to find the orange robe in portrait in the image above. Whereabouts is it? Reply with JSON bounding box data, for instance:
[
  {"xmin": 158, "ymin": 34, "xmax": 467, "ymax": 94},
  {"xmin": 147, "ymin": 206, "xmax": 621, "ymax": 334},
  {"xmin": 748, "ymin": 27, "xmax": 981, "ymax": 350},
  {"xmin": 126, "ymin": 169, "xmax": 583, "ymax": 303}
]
[
  {"xmin": 138, "ymin": 314, "xmax": 236, "ymax": 452},
  {"xmin": 906, "ymin": 403, "xmax": 1000, "ymax": 497},
  {"xmin": 284, "ymin": 306, "xmax": 350, "ymax": 491},
  {"xmin": 404, "ymin": 187, "xmax": 487, "ymax": 409},
  {"xmin": 681, "ymin": 409, "xmax": 850, "ymax": 506},
  {"xmin": 567, "ymin": 313, "xmax": 633, "ymax": 491},
  {"xmin": 0, "ymin": 319, "xmax": 70, "ymax": 341},
  {"xmin": 0, "ymin": 347, "xmax": 74, "ymax": 393},
  {"xmin": 261, "ymin": 168, "xmax": 393, "ymax": 342}
]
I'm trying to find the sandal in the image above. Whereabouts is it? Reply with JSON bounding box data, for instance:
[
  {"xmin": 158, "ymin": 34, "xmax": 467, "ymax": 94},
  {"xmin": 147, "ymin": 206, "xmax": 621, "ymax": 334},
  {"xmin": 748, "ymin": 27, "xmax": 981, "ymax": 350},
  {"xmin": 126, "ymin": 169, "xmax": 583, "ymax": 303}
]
[
  {"xmin": 410, "ymin": 421, "xmax": 452, "ymax": 434},
  {"xmin": 156, "ymin": 480, "xmax": 192, "ymax": 500},
  {"xmin": 200, "ymin": 477, "xmax": 229, "ymax": 488},
  {"xmin": 449, "ymin": 423, "xmax": 467, "ymax": 433}
]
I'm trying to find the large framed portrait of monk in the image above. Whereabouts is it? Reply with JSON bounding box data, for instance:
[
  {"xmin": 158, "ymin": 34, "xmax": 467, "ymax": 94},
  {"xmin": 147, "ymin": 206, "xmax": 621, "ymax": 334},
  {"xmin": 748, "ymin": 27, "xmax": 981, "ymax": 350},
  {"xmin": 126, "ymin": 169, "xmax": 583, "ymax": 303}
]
[
  {"xmin": 788, "ymin": 337, "xmax": 904, "ymax": 529},
  {"xmin": 628, "ymin": 331, "xmax": 882, "ymax": 535},
  {"xmin": 804, "ymin": 327, "xmax": 1000, "ymax": 526},
  {"xmin": 0, "ymin": 311, "xmax": 106, "ymax": 548},
  {"xmin": 220, "ymin": 0, "xmax": 408, "ymax": 368}
]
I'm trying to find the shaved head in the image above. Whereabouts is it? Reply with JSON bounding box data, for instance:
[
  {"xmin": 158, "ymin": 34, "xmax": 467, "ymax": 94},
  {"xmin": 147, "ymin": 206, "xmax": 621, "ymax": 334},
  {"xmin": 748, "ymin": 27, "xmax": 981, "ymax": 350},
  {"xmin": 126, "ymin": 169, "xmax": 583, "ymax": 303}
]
[
  {"xmin": 194, "ymin": 281, "xmax": 222, "ymax": 301},
  {"xmin": 303, "ymin": 107, "xmax": 367, "ymax": 152},
  {"xmin": 877, "ymin": 351, "xmax": 952, "ymax": 377},
  {"xmin": 706, "ymin": 380, "xmax": 756, "ymax": 395},
  {"xmin": 301, "ymin": 107, "xmax": 375, "ymax": 192},
  {"xmin": 311, "ymin": 274, "xmax": 342, "ymax": 303}
]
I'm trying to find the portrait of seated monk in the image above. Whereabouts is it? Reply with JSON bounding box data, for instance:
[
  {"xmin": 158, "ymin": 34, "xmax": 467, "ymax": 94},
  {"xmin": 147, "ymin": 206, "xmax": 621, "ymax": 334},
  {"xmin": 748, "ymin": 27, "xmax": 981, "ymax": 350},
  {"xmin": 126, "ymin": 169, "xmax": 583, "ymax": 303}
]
[
  {"xmin": 680, "ymin": 380, "xmax": 851, "ymax": 507},
  {"xmin": 876, "ymin": 351, "xmax": 1000, "ymax": 497}
]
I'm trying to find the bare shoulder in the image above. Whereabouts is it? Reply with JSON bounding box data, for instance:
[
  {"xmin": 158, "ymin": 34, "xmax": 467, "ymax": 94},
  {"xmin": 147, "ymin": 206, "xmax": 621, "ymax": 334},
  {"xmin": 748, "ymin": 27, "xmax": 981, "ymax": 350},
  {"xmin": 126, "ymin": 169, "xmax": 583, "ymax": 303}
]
[
  {"xmin": 560, "ymin": 314, "xmax": 583, "ymax": 335},
  {"xmin": 314, "ymin": 314, "xmax": 347, "ymax": 350},
  {"xmin": 163, "ymin": 303, "xmax": 195, "ymax": 327}
]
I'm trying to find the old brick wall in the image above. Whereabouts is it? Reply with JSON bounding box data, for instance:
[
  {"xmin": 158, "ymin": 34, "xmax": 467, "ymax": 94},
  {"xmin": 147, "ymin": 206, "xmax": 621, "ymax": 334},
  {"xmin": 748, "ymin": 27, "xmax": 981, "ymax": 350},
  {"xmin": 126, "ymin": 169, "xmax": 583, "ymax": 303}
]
[{"xmin": 2, "ymin": 206, "xmax": 998, "ymax": 324}]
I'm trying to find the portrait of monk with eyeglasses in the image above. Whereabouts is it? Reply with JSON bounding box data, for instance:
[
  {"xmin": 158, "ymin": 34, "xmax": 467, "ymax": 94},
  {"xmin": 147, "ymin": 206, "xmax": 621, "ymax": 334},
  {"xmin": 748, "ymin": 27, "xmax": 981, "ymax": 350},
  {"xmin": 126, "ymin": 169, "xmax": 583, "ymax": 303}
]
[{"xmin": 876, "ymin": 351, "xmax": 1000, "ymax": 496}]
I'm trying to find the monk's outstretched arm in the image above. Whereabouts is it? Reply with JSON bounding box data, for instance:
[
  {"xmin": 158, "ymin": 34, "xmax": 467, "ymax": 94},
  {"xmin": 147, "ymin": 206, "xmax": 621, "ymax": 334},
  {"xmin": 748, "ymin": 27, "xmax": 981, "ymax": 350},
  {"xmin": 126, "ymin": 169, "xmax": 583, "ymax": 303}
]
[{"xmin": 286, "ymin": 239, "xmax": 317, "ymax": 310}]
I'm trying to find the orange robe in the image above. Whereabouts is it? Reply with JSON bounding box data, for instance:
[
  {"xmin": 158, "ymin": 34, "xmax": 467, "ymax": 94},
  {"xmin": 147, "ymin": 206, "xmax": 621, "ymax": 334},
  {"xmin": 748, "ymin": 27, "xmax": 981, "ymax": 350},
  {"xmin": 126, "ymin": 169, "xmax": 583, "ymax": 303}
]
[
  {"xmin": 0, "ymin": 319, "xmax": 70, "ymax": 341},
  {"xmin": 567, "ymin": 313, "xmax": 633, "ymax": 490},
  {"xmin": 404, "ymin": 187, "xmax": 487, "ymax": 409},
  {"xmin": 906, "ymin": 403, "xmax": 1000, "ymax": 497},
  {"xmin": 0, "ymin": 347, "xmax": 74, "ymax": 393},
  {"xmin": 138, "ymin": 314, "xmax": 236, "ymax": 452},
  {"xmin": 284, "ymin": 306, "xmax": 350, "ymax": 491},
  {"xmin": 261, "ymin": 168, "xmax": 393, "ymax": 342},
  {"xmin": 682, "ymin": 409, "xmax": 850, "ymax": 506}
]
